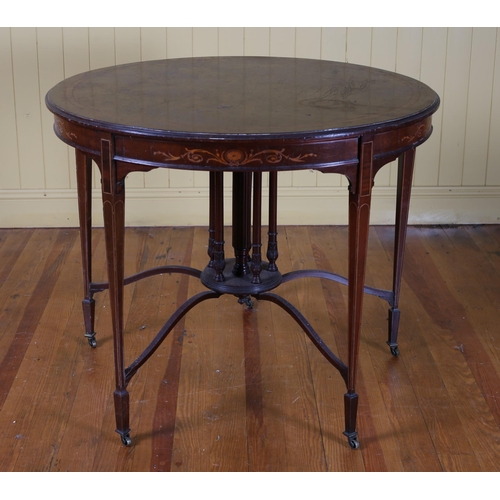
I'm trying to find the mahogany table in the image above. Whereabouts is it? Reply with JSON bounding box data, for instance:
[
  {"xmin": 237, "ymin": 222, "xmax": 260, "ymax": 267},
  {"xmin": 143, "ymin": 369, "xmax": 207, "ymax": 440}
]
[{"xmin": 46, "ymin": 56, "xmax": 439, "ymax": 449}]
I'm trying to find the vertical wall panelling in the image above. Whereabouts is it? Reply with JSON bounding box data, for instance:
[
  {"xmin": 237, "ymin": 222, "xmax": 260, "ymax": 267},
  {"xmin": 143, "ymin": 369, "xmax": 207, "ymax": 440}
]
[
  {"xmin": 1, "ymin": 27, "xmax": 499, "ymax": 228},
  {"xmin": 219, "ymin": 27, "xmax": 244, "ymax": 56},
  {"xmin": 320, "ymin": 27, "xmax": 347, "ymax": 63},
  {"xmin": 462, "ymin": 28, "xmax": 497, "ymax": 186},
  {"xmin": 167, "ymin": 27, "xmax": 193, "ymax": 58},
  {"xmin": 486, "ymin": 29, "xmax": 500, "ymax": 187},
  {"xmin": 316, "ymin": 28, "xmax": 346, "ymax": 189},
  {"xmin": 268, "ymin": 28, "xmax": 294, "ymax": 188},
  {"xmin": 292, "ymin": 170, "xmax": 318, "ymax": 189},
  {"xmin": 342, "ymin": 28, "xmax": 373, "ymax": 189},
  {"xmin": 37, "ymin": 28, "xmax": 68, "ymax": 190},
  {"xmin": 395, "ymin": 27, "xmax": 423, "ymax": 79},
  {"xmin": 439, "ymin": 27, "xmax": 473, "ymax": 187},
  {"xmin": 141, "ymin": 28, "xmax": 169, "ymax": 190},
  {"xmin": 270, "ymin": 27, "xmax": 295, "ymax": 58},
  {"xmin": 217, "ymin": 29, "xmax": 237, "ymax": 215},
  {"xmin": 371, "ymin": 27, "xmax": 397, "ymax": 72},
  {"xmin": 168, "ymin": 166, "xmax": 194, "ymax": 193},
  {"xmin": 62, "ymin": 28, "xmax": 90, "ymax": 190},
  {"xmin": 10, "ymin": 27, "xmax": 45, "ymax": 190},
  {"xmin": 391, "ymin": 28, "xmax": 424, "ymax": 187},
  {"xmin": 141, "ymin": 27, "xmax": 167, "ymax": 61},
  {"xmin": 115, "ymin": 28, "xmax": 145, "ymax": 190},
  {"xmin": 166, "ymin": 28, "xmax": 194, "ymax": 190},
  {"xmin": 192, "ymin": 28, "xmax": 219, "ymax": 190},
  {"xmin": 296, "ymin": 27, "xmax": 322, "ymax": 59},
  {"xmin": 115, "ymin": 27, "xmax": 141, "ymax": 64},
  {"xmin": 193, "ymin": 27, "xmax": 218, "ymax": 57},
  {"xmin": 62, "ymin": 27, "xmax": 90, "ymax": 78},
  {"xmin": 0, "ymin": 28, "xmax": 21, "ymax": 189},
  {"xmin": 270, "ymin": 27, "xmax": 295, "ymax": 188},
  {"xmin": 416, "ymin": 27, "xmax": 447, "ymax": 187},
  {"xmin": 244, "ymin": 27, "xmax": 270, "ymax": 56},
  {"xmin": 346, "ymin": 27, "xmax": 372, "ymax": 65},
  {"xmin": 88, "ymin": 28, "xmax": 115, "ymax": 190},
  {"xmin": 370, "ymin": 28, "xmax": 398, "ymax": 188},
  {"xmin": 293, "ymin": 28, "xmax": 323, "ymax": 189},
  {"xmin": 89, "ymin": 27, "xmax": 115, "ymax": 70}
]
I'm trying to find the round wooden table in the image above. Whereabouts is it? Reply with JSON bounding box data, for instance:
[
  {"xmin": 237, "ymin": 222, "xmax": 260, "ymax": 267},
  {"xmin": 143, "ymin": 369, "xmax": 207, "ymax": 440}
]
[{"xmin": 46, "ymin": 56, "xmax": 440, "ymax": 449}]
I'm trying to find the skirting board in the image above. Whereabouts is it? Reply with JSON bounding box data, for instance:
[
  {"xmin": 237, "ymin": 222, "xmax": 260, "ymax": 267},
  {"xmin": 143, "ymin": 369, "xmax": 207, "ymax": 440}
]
[{"xmin": 0, "ymin": 186, "xmax": 499, "ymax": 228}]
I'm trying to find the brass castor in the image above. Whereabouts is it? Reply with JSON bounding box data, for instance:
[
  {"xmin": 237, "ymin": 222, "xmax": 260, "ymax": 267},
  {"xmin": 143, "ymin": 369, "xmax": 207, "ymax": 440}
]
[
  {"xmin": 120, "ymin": 433, "xmax": 132, "ymax": 446},
  {"xmin": 85, "ymin": 332, "xmax": 97, "ymax": 348}
]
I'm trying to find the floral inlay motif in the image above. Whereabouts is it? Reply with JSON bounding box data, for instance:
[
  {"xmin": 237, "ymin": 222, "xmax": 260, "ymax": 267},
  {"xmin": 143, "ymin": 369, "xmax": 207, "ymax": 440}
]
[
  {"xmin": 55, "ymin": 121, "xmax": 77, "ymax": 141},
  {"xmin": 154, "ymin": 148, "xmax": 317, "ymax": 166},
  {"xmin": 401, "ymin": 124, "xmax": 426, "ymax": 143}
]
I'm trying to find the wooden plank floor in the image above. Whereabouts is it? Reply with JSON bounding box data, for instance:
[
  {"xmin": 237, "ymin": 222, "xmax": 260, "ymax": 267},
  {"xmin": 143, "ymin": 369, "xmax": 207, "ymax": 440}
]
[{"xmin": 0, "ymin": 225, "xmax": 499, "ymax": 472}]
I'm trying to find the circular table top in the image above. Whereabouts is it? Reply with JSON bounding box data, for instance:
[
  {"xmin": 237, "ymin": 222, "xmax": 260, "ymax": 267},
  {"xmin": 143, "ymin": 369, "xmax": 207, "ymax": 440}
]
[{"xmin": 46, "ymin": 56, "xmax": 440, "ymax": 141}]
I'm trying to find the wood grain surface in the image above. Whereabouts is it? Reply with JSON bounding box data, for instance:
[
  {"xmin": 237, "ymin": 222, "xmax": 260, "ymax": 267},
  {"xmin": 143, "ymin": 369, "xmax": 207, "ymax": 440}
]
[{"xmin": 0, "ymin": 225, "xmax": 499, "ymax": 471}]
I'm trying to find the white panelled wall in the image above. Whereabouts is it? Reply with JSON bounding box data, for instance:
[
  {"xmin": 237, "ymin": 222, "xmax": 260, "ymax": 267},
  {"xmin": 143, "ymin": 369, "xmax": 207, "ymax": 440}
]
[{"xmin": 0, "ymin": 27, "xmax": 499, "ymax": 227}]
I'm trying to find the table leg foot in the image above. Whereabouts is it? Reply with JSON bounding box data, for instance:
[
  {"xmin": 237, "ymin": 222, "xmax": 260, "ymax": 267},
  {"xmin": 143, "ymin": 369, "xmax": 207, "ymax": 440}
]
[
  {"xmin": 82, "ymin": 297, "xmax": 97, "ymax": 348},
  {"xmin": 343, "ymin": 391, "xmax": 360, "ymax": 449},
  {"xmin": 387, "ymin": 307, "xmax": 401, "ymax": 356},
  {"xmin": 387, "ymin": 343, "xmax": 400, "ymax": 357},
  {"xmin": 84, "ymin": 332, "xmax": 97, "ymax": 348},
  {"xmin": 118, "ymin": 431, "xmax": 132, "ymax": 447},
  {"xmin": 343, "ymin": 431, "xmax": 360, "ymax": 449},
  {"xmin": 114, "ymin": 389, "xmax": 131, "ymax": 446}
]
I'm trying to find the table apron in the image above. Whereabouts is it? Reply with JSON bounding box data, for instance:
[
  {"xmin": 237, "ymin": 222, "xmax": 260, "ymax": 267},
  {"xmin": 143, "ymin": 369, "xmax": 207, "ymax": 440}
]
[{"xmin": 53, "ymin": 115, "xmax": 432, "ymax": 175}]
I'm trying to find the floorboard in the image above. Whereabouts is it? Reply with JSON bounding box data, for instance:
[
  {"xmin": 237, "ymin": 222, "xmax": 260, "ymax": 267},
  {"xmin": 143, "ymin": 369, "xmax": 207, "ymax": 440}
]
[{"xmin": 0, "ymin": 225, "xmax": 499, "ymax": 472}]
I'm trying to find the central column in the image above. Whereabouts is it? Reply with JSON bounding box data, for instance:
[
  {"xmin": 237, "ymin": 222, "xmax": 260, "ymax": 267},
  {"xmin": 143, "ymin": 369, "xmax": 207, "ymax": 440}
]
[
  {"xmin": 201, "ymin": 170, "xmax": 282, "ymax": 296},
  {"xmin": 232, "ymin": 172, "xmax": 252, "ymax": 277}
]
